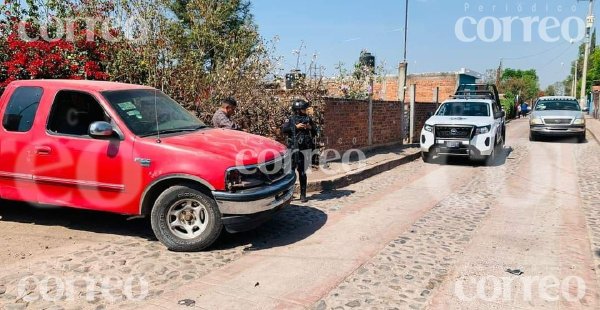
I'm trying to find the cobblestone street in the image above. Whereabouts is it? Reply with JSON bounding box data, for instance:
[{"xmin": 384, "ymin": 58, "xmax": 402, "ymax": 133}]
[{"xmin": 1, "ymin": 119, "xmax": 600, "ymax": 309}]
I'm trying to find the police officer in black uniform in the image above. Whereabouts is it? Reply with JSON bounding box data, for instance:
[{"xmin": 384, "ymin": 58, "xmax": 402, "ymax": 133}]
[{"xmin": 282, "ymin": 99, "xmax": 317, "ymax": 203}]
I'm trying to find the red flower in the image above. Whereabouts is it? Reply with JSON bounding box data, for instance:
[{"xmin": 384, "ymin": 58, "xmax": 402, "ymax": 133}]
[{"xmin": 93, "ymin": 71, "xmax": 108, "ymax": 80}]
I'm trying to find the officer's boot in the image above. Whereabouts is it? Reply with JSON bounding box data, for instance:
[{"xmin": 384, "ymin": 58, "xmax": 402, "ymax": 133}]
[{"xmin": 299, "ymin": 174, "xmax": 308, "ymax": 203}]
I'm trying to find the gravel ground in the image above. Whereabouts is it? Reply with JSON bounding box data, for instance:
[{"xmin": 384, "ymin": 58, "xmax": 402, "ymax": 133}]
[
  {"xmin": 575, "ymin": 137, "xmax": 600, "ymax": 294},
  {"xmin": 0, "ymin": 149, "xmax": 426, "ymax": 309},
  {"xmin": 2, "ymin": 120, "xmax": 599, "ymax": 310},
  {"xmin": 314, "ymin": 144, "xmax": 528, "ymax": 310}
]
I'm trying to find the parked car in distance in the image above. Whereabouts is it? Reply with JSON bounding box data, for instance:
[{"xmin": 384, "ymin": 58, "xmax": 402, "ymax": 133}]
[
  {"xmin": 0, "ymin": 80, "xmax": 296, "ymax": 251},
  {"xmin": 529, "ymin": 96, "xmax": 587, "ymax": 143},
  {"xmin": 420, "ymin": 84, "xmax": 506, "ymax": 165}
]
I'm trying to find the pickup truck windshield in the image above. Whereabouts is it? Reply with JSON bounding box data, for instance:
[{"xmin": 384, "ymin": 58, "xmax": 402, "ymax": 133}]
[
  {"xmin": 102, "ymin": 89, "xmax": 206, "ymax": 137},
  {"xmin": 534, "ymin": 100, "xmax": 581, "ymax": 111},
  {"xmin": 436, "ymin": 101, "xmax": 490, "ymax": 117}
]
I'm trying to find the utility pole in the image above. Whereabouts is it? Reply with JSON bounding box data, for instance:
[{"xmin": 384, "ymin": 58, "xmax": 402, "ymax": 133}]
[
  {"xmin": 580, "ymin": 0, "xmax": 595, "ymax": 106},
  {"xmin": 400, "ymin": 0, "xmax": 410, "ymax": 143},
  {"xmin": 496, "ymin": 58, "xmax": 503, "ymax": 88},
  {"xmin": 403, "ymin": 0, "xmax": 408, "ymax": 63},
  {"xmin": 573, "ymin": 59, "xmax": 579, "ymax": 97}
]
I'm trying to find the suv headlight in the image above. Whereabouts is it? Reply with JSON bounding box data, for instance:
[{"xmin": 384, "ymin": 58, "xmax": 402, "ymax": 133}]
[
  {"xmin": 573, "ymin": 118, "xmax": 585, "ymax": 125},
  {"xmin": 424, "ymin": 124, "xmax": 433, "ymax": 132},
  {"xmin": 475, "ymin": 125, "xmax": 491, "ymax": 135},
  {"xmin": 530, "ymin": 117, "xmax": 543, "ymax": 125}
]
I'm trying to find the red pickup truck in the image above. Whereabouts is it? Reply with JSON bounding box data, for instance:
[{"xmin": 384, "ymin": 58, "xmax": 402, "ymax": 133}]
[{"xmin": 0, "ymin": 80, "xmax": 295, "ymax": 251}]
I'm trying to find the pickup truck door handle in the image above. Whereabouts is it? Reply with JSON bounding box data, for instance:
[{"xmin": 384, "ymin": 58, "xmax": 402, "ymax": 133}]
[{"xmin": 35, "ymin": 146, "xmax": 52, "ymax": 155}]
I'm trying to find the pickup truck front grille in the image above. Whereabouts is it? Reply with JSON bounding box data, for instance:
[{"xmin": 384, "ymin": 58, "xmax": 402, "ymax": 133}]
[
  {"xmin": 435, "ymin": 126, "xmax": 473, "ymax": 139},
  {"xmin": 543, "ymin": 118, "xmax": 572, "ymax": 125},
  {"xmin": 259, "ymin": 152, "xmax": 290, "ymax": 184}
]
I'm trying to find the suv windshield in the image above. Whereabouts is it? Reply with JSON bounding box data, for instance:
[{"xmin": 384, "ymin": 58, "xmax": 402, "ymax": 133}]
[
  {"xmin": 534, "ymin": 100, "xmax": 581, "ymax": 111},
  {"xmin": 102, "ymin": 89, "xmax": 206, "ymax": 137},
  {"xmin": 436, "ymin": 101, "xmax": 490, "ymax": 117}
]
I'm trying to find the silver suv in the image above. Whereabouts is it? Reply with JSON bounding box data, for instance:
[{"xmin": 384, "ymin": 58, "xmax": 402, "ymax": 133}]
[{"xmin": 529, "ymin": 96, "xmax": 587, "ymax": 143}]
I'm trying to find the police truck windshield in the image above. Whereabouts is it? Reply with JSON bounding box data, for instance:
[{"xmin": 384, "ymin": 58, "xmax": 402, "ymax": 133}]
[{"xmin": 436, "ymin": 102, "xmax": 490, "ymax": 117}]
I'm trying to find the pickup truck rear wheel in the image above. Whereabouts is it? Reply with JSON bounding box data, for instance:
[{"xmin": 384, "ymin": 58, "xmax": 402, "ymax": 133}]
[{"xmin": 151, "ymin": 184, "xmax": 222, "ymax": 252}]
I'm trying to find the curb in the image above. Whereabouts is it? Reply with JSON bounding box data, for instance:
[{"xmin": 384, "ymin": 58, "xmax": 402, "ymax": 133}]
[
  {"xmin": 585, "ymin": 117, "xmax": 600, "ymax": 145},
  {"xmin": 587, "ymin": 128, "xmax": 600, "ymax": 145},
  {"xmin": 297, "ymin": 150, "xmax": 421, "ymax": 193}
]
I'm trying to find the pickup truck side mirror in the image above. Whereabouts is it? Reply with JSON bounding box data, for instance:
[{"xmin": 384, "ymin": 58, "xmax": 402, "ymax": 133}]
[
  {"xmin": 89, "ymin": 121, "xmax": 119, "ymax": 139},
  {"xmin": 494, "ymin": 111, "xmax": 505, "ymax": 119}
]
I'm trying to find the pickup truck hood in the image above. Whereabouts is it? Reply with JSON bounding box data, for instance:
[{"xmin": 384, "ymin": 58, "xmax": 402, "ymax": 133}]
[
  {"xmin": 425, "ymin": 116, "xmax": 493, "ymax": 127},
  {"xmin": 156, "ymin": 128, "xmax": 287, "ymax": 166},
  {"xmin": 531, "ymin": 110, "xmax": 583, "ymax": 118}
]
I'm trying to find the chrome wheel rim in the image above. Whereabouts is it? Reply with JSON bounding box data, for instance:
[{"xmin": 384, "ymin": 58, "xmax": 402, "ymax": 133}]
[{"xmin": 167, "ymin": 199, "xmax": 209, "ymax": 240}]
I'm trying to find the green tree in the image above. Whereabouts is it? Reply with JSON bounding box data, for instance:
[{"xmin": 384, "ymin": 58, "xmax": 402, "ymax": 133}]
[
  {"xmin": 500, "ymin": 68, "xmax": 540, "ymax": 102},
  {"xmin": 545, "ymin": 84, "xmax": 556, "ymax": 96},
  {"xmin": 584, "ymin": 48, "xmax": 600, "ymax": 92}
]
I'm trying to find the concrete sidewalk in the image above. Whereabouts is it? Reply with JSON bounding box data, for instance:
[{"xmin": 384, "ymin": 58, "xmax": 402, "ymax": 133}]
[
  {"xmin": 586, "ymin": 115, "xmax": 600, "ymax": 144},
  {"xmin": 300, "ymin": 144, "xmax": 421, "ymax": 193}
]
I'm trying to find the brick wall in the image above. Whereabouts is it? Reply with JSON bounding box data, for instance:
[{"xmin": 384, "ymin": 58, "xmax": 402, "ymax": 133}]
[
  {"xmin": 322, "ymin": 98, "xmax": 403, "ymax": 154},
  {"xmin": 406, "ymin": 74, "xmax": 458, "ymax": 103},
  {"xmin": 372, "ymin": 101, "xmax": 403, "ymax": 145},
  {"xmin": 326, "ymin": 72, "xmax": 460, "ymax": 103},
  {"xmin": 413, "ymin": 103, "xmax": 438, "ymax": 142},
  {"xmin": 371, "ymin": 73, "xmax": 458, "ymax": 102},
  {"xmin": 322, "ymin": 98, "xmax": 369, "ymax": 153},
  {"xmin": 322, "ymin": 74, "xmax": 459, "ymax": 149}
]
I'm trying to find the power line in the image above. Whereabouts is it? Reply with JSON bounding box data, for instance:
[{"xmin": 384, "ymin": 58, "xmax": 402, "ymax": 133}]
[
  {"xmin": 501, "ymin": 42, "xmax": 569, "ymax": 61},
  {"xmin": 544, "ymin": 43, "xmax": 578, "ymax": 66}
]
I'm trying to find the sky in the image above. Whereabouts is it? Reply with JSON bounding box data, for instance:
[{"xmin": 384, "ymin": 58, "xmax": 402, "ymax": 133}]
[{"xmin": 251, "ymin": 0, "xmax": 600, "ymax": 88}]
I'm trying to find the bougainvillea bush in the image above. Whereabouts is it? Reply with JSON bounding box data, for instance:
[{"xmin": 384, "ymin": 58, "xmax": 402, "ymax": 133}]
[
  {"xmin": 1, "ymin": 22, "xmax": 111, "ymax": 87},
  {"xmin": 0, "ymin": 0, "xmax": 120, "ymax": 95}
]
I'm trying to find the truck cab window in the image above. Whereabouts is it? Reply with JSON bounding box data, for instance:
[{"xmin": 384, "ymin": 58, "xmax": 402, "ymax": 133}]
[
  {"xmin": 2, "ymin": 86, "xmax": 43, "ymax": 132},
  {"xmin": 47, "ymin": 91, "xmax": 110, "ymax": 137}
]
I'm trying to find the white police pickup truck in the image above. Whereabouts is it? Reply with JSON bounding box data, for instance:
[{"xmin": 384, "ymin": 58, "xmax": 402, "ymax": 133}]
[{"xmin": 420, "ymin": 84, "xmax": 506, "ymax": 165}]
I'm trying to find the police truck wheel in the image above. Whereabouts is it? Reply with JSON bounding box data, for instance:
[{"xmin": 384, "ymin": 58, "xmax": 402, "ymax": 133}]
[
  {"xmin": 151, "ymin": 184, "xmax": 222, "ymax": 252},
  {"xmin": 421, "ymin": 151, "xmax": 432, "ymax": 163},
  {"xmin": 484, "ymin": 143, "xmax": 496, "ymax": 166}
]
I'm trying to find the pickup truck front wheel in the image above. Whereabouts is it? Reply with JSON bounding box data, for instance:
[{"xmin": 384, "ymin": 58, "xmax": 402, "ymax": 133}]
[
  {"xmin": 529, "ymin": 132, "xmax": 537, "ymax": 141},
  {"xmin": 151, "ymin": 184, "xmax": 222, "ymax": 252},
  {"xmin": 578, "ymin": 132, "xmax": 586, "ymax": 143}
]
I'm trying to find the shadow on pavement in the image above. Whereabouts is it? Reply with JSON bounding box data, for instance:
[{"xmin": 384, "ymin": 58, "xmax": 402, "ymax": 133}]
[
  {"xmin": 215, "ymin": 204, "xmax": 327, "ymax": 251},
  {"xmin": 428, "ymin": 146, "xmax": 514, "ymax": 167},
  {"xmin": 0, "ymin": 200, "xmax": 156, "ymax": 240},
  {"xmin": 0, "ymin": 199, "xmax": 328, "ymax": 252},
  {"xmin": 309, "ymin": 189, "xmax": 355, "ymax": 201},
  {"xmin": 531, "ymin": 136, "xmax": 588, "ymax": 144}
]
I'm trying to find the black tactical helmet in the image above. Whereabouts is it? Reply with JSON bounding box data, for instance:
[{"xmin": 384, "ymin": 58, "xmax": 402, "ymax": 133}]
[{"xmin": 292, "ymin": 99, "xmax": 309, "ymax": 111}]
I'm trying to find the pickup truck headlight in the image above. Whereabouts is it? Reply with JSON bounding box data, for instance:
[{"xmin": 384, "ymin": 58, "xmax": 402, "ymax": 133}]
[
  {"xmin": 424, "ymin": 124, "xmax": 433, "ymax": 132},
  {"xmin": 530, "ymin": 117, "xmax": 543, "ymax": 125},
  {"xmin": 475, "ymin": 125, "xmax": 491, "ymax": 135},
  {"xmin": 573, "ymin": 118, "xmax": 586, "ymax": 125},
  {"xmin": 226, "ymin": 167, "xmax": 265, "ymax": 192}
]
